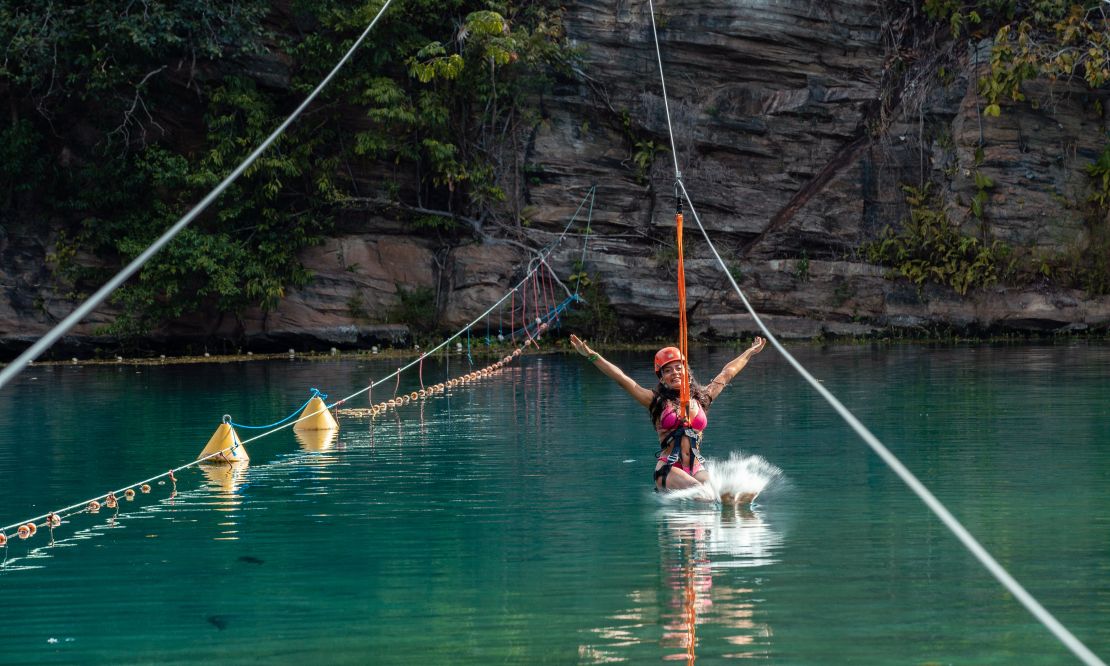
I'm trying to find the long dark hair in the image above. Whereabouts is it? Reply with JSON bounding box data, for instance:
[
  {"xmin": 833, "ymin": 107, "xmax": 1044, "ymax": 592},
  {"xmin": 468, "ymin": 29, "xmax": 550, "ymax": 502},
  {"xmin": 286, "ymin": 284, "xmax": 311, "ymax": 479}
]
[{"xmin": 649, "ymin": 371, "xmax": 713, "ymax": 429}]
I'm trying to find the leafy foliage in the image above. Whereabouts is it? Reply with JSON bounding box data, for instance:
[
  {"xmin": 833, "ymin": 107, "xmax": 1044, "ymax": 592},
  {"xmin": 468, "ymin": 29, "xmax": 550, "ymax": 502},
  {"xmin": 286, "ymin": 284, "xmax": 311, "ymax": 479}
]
[
  {"xmin": 328, "ymin": 0, "xmax": 569, "ymax": 212},
  {"xmin": 922, "ymin": 1, "xmax": 1107, "ymax": 115},
  {"xmin": 864, "ymin": 185, "xmax": 1014, "ymax": 295},
  {"xmin": 1, "ymin": 1, "xmax": 571, "ymax": 336},
  {"xmin": 1086, "ymin": 139, "xmax": 1110, "ymax": 208},
  {"xmin": 0, "ymin": 1, "xmax": 268, "ymax": 139},
  {"xmin": 0, "ymin": 120, "xmax": 49, "ymax": 204},
  {"xmin": 388, "ymin": 286, "xmax": 438, "ymax": 335},
  {"xmin": 562, "ymin": 264, "xmax": 619, "ymax": 342},
  {"xmin": 56, "ymin": 76, "xmax": 337, "ymax": 335}
]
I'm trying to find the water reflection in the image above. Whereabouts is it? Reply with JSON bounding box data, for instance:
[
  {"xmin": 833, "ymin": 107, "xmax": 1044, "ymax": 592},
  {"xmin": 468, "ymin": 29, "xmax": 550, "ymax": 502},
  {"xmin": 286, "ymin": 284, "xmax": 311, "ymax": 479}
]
[
  {"xmin": 199, "ymin": 460, "xmax": 250, "ymax": 495},
  {"xmin": 294, "ymin": 428, "xmax": 339, "ymax": 453},
  {"xmin": 199, "ymin": 461, "xmax": 249, "ymax": 541},
  {"xmin": 660, "ymin": 506, "xmax": 780, "ymax": 662},
  {"xmin": 581, "ymin": 505, "xmax": 782, "ymax": 664}
]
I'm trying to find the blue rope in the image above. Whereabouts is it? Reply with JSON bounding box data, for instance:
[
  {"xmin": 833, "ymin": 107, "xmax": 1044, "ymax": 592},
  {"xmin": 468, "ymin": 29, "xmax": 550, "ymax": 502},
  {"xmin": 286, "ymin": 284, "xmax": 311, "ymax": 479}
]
[
  {"xmin": 229, "ymin": 388, "xmax": 326, "ymax": 429},
  {"xmin": 510, "ymin": 296, "xmax": 576, "ymax": 340}
]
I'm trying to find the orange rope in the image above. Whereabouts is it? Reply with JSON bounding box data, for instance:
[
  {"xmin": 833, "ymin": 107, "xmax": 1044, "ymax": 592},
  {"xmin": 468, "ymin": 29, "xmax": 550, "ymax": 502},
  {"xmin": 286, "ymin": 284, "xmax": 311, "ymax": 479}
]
[{"xmin": 676, "ymin": 210, "xmax": 690, "ymax": 420}]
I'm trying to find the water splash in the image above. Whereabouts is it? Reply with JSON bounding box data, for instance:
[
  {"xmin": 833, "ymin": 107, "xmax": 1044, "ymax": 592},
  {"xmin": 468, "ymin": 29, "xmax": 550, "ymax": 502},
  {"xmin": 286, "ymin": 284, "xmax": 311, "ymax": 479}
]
[
  {"xmin": 664, "ymin": 452, "xmax": 783, "ymax": 503},
  {"xmin": 707, "ymin": 451, "xmax": 782, "ymax": 499}
]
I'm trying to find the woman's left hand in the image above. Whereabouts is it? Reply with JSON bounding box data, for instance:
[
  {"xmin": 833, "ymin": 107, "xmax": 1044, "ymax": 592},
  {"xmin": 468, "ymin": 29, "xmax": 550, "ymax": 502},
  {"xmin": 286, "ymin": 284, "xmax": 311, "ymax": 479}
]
[
  {"xmin": 749, "ymin": 336, "xmax": 766, "ymax": 355},
  {"xmin": 569, "ymin": 334, "xmax": 592, "ymax": 358}
]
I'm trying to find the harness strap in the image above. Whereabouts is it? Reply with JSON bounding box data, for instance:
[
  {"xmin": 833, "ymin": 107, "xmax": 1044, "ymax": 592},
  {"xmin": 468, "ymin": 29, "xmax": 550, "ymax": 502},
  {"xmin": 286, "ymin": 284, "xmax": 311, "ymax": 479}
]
[{"xmin": 661, "ymin": 427, "xmax": 705, "ymax": 467}]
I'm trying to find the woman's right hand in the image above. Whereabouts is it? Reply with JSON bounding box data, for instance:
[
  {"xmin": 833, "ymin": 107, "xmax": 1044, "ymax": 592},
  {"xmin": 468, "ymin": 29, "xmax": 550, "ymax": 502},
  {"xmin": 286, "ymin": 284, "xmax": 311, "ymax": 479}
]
[{"xmin": 569, "ymin": 334, "xmax": 592, "ymax": 357}]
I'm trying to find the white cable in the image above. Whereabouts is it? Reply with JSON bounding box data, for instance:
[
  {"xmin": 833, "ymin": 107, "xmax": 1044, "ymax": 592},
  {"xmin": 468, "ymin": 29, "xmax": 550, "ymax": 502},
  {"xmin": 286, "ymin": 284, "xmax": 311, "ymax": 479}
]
[
  {"xmin": 644, "ymin": 6, "xmax": 1102, "ymax": 663},
  {"xmin": 0, "ymin": 0, "xmax": 395, "ymax": 393},
  {"xmin": 646, "ymin": 0, "xmax": 681, "ymax": 178},
  {"xmin": 677, "ymin": 181, "xmax": 1103, "ymax": 665}
]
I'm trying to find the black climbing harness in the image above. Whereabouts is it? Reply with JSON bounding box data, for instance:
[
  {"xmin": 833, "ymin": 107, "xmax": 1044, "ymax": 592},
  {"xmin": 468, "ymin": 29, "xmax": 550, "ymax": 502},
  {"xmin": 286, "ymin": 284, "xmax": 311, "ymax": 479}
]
[{"xmin": 654, "ymin": 425, "xmax": 707, "ymax": 488}]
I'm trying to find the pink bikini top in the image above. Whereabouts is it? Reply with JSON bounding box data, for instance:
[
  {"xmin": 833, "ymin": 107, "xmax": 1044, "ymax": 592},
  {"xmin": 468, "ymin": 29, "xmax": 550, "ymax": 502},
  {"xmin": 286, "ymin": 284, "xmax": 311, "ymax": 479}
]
[{"xmin": 658, "ymin": 402, "xmax": 707, "ymax": 432}]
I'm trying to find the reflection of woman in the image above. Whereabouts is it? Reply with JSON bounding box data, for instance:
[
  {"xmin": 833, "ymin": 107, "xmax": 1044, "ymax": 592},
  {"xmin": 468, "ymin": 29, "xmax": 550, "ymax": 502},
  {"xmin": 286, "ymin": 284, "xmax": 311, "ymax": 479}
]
[{"xmin": 569, "ymin": 334, "xmax": 766, "ymax": 491}]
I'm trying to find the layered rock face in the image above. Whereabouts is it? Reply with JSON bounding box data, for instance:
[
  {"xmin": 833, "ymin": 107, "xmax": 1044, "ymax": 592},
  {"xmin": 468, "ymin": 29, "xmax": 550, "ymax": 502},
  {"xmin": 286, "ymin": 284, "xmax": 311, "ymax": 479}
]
[
  {"xmin": 526, "ymin": 0, "xmax": 1110, "ymax": 337},
  {"xmin": 1, "ymin": 1, "xmax": 1108, "ymax": 358}
]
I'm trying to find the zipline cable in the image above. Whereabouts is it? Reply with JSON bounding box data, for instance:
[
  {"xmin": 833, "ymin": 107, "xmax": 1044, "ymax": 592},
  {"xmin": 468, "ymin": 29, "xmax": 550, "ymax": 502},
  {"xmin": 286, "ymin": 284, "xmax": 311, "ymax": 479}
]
[
  {"xmin": 0, "ymin": 0, "xmax": 395, "ymax": 394},
  {"xmin": 647, "ymin": 0, "xmax": 681, "ymax": 179},
  {"xmin": 644, "ymin": 3, "xmax": 1103, "ymax": 664},
  {"xmin": 679, "ymin": 181, "xmax": 1105, "ymax": 666}
]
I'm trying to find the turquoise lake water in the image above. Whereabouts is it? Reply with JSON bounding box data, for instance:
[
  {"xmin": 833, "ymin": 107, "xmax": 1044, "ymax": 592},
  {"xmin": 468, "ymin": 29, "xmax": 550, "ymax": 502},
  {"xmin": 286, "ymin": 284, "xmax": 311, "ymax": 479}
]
[{"xmin": 0, "ymin": 342, "xmax": 1108, "ymax": 664}]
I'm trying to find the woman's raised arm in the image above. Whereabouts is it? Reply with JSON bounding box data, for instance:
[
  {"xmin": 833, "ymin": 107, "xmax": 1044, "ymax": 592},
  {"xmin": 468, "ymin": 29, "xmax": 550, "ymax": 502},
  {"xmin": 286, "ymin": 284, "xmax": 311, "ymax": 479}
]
[
  {"xmin": 705, "ymin": 336, "xmax": 766, "ymax": 401},
  {"xmin": 569, "ymin": 334, "xmax": 654, "ymax": 407}
]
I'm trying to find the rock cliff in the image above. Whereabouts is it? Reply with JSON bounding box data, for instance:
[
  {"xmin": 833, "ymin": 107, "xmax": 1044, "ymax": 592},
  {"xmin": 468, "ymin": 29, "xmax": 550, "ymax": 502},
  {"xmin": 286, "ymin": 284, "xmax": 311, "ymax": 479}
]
[{"xmin": 1, "ymin": 1, "xmax": 1108, "ymax": 358}]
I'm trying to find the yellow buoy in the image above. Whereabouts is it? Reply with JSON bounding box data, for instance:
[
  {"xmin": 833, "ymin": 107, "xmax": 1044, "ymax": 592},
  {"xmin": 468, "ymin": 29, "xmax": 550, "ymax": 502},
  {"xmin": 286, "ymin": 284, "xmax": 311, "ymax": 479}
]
[
  {"xmin": 293, "ymin": 396, "xmax": 339, "ymax": 432},
  {"xmin": 197, "ymin": 422, "xmax": 249, "ymax": 463}
]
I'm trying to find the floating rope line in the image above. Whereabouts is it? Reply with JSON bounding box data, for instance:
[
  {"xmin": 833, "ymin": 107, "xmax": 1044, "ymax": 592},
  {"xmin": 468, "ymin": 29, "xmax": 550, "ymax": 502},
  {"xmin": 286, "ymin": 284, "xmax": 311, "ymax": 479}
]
[
  {"xmin": 338, "ymin": 297, "xmax": 565, "ymax": 419},
  {"xmin": 0, "ymin": 185, "xmax": 597, "ymax": 546},
  {"xmin": 643, "ymin": 2, "xmax": 1102, "ymax": 663},
  {"xmin": 0, "ymin": 0, "xmax": 396, "ymax": 394}
]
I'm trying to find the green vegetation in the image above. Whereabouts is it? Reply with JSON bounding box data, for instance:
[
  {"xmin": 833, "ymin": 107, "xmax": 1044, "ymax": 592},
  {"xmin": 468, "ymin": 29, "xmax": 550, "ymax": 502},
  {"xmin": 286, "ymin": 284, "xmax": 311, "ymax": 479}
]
[
  {"xmin": 922, "ymin": 0, "xmax": 1108, "ymax": 116},
  {"xmin": 563, "ymin": 264, "xmax": 619, "ymax": 342},
  {"xmin": 1087, "ymin": 139, "xmax": 1110, "ymax": 209},
  {"xmin": 388, "ymin": 285, "xmax": 438, "ymax": 335},
  {"xmin": 794, "ymin": 251, "xmax": 810, "ymax": 282},
  {"xmin": 889, "ymin": 3, "xmax": 1109, "ymax": 298},
  {"xmin": 632, "ymin": 139, "xmax": 667, "ymax": 183},
  {"xmin": 0, "ymin": 1, "xmax": 570, "ymax": 335},
  {"xmin": 1049, "ymin": 137, "xmax": 1110, "ymax": 295},
  {"xmin": 864, "ymin": 185, "xmax": 1014, "ymax": 295}
]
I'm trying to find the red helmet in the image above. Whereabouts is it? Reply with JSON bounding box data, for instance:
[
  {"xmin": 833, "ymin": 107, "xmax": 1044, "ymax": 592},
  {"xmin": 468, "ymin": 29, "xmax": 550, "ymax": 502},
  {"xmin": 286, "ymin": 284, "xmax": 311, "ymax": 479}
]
[{"xmin": 654, "ymin": 346, "xmax": 684, "ymax": 374}]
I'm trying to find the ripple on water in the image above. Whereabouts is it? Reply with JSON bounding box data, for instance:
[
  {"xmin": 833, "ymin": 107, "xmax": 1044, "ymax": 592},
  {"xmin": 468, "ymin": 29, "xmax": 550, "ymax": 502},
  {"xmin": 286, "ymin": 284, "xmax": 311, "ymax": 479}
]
[{"xmin": 0, "ymin": 347, "xmax": 1108, "ymax": 664}]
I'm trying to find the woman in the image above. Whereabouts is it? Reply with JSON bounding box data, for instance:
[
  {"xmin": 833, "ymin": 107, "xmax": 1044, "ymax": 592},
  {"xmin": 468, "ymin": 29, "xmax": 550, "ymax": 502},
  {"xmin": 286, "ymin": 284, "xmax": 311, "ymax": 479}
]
[{"xmin": 569, "ymin": 334, "xmax": 766, "ymax": 492}]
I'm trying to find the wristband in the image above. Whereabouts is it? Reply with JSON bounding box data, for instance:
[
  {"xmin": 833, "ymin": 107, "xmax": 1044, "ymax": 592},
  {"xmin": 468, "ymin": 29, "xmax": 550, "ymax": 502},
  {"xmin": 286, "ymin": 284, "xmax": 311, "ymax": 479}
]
[{"xmin": 587, "ymin": 352, "xmax": 600, "ymax": 363}]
